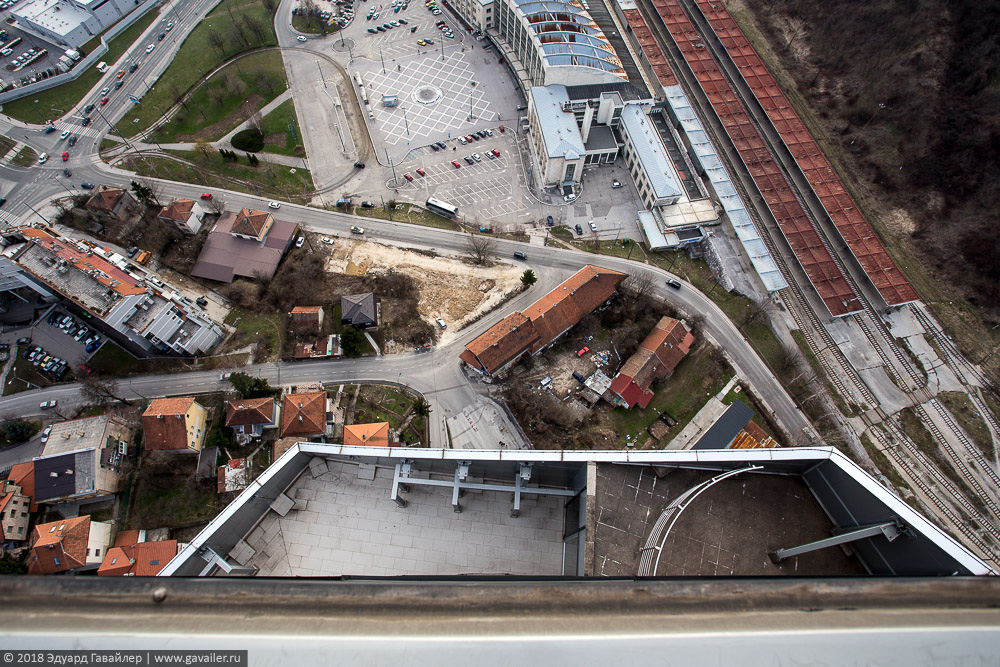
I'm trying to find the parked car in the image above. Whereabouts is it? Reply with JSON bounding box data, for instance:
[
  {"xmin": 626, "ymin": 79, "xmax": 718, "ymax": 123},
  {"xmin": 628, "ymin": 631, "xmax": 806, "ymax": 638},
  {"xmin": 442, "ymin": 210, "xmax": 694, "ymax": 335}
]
[
  {"xmin": 360, "ymin": 201, "xmax": 376, "ymax": 208},
  {"xmin": 463, "ymin": 156, "xmax": 474, "ymax": 165},
  {"xmin": 321, "ymin": 237, "xmax": 334, "ymax": 245},
  {"xmin": 16, "ymin": 336, "xmax": 30, "ymax": 345},
  {"xmin": 354, "ymin": 161, "xmax": 365, "ymax": 168},
  {"xmin": 41, "ymin": 425, "xmax": 52, "ymax": 443},
  {"xmin": 577, "ymin": 346, "xmax": 590, "ymax": 357},
  {"xmin": 403, "ymin": 172, "xmax": 413, "ymax": 181},
  {"xmin": 452, "ymin": 160, "xmax": 461, "ymax": 168},
  {"xmin": 295, "ymin": 236, "xmax": 305, "ymax": 248},
  {"xmin": 435, "ymin": 317, "xmax": 446, "ymax": 329},
  {"xmin": 297, "ymin": 35, "xmax": 307, "ymax": 42},
  {"xmin": 200, "ymin": 192, "xmax": 213, "ymax": 200},
  {"xmin": 611, "ymin": 180, "xmax": 623, "ymax": 188},
  {"xmin": 39, "ymin": 400, "xmax": 57, "ymax": 409},
  {"xmin": 491, "ymin": 148, "xmax": 500, "ymax": 157},
  {"xmin": 546, "ymin": 215, "xmax": 554, "ymax": 226},
  {"xmin": 575, "ymin": 224, "xmax": 583, "ymax": 235},
  {"xmin": 589, "ymin": 220, "xmax": 597, "ymax": 232},
  {"xmin": 267, "ymin": 201, "xmax": 280, "ymax": 209},
  {"xmin": 37, "ymin": 153, "xmax": 48, "ymax": 163},
  {"xmin": 563, "ymin": 193, "xmax": 576, "ymax": 202},
  {"xmin": 666, "ymin": 278, "xmax": 682, "ymax": 289},
  {"xmin": 416, "ymin": 168, "xmax": 426, "ymax": 176},
  {"xmin": 458, "ymin": 136, "xmax": 466, "ymax": 145},
  {"xmin": 430, "ymin": 143, "xmax": 439, "ymax": 151},
  {"xmin": 80, "ymin": 182, "xmax": 95, "ymax": 189},
  {"xmin": 472, "ymin": 153, "xmax": 482, "ymax": 162}
]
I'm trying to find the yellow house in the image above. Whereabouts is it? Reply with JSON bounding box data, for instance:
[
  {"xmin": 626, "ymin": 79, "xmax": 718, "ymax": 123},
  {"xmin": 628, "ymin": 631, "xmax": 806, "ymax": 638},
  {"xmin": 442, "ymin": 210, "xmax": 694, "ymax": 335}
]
[{"xmin": 142, "ymin": 397, "xmax": 208, "ymax": 452}]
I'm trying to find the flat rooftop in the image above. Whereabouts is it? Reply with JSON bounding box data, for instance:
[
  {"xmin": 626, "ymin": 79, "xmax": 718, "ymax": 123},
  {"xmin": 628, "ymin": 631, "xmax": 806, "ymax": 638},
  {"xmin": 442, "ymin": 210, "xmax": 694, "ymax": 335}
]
[
  {"xmin": 591, "ymin": 464, "xmax": 866, "ymax": 576},
  {"xmin": 244, "ymin": 458, "xmax": 564, "ymax": 576}
]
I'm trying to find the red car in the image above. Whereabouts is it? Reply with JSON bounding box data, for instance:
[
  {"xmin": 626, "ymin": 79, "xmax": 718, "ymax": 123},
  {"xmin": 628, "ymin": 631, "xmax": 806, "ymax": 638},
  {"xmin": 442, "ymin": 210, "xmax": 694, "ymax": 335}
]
[
  {"xmin": 498, "ymin": 125, "xmax": 505, "ymax": 133},
  {"xmin": 403, "ymin": 172, "xmax": 413, "ymax": 181},
  {"xmin": 577, "ymin": 346, "xmax": 589, "ymax": 357},
  {"xmin": 61, "ymin": 152, "xmax": 69, "ymax": 161},
  {"xmin": 416, "ymin": 168, "xmax": 426, "ymax": 176},
  {"xmin": 200, "ymin": 193, "xmax": 213, "ymax": 200},
  {"xmin": 451, "ymin": 160, "xmax": 460, "ymax": 168},
  {"xmin": 100, "ymin": 97, "xmax": 109, "ymax": 105},
  {"xmin": 491, "ymin": 149, "xmax": 500, "ymax": 157}
]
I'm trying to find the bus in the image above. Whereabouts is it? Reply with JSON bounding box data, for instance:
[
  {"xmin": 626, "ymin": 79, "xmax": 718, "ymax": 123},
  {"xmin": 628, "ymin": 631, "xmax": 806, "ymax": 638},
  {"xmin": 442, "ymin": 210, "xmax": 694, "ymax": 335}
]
[{"xmin": 426, "ymin": 197, "xmax": 458, "ymax": 219}]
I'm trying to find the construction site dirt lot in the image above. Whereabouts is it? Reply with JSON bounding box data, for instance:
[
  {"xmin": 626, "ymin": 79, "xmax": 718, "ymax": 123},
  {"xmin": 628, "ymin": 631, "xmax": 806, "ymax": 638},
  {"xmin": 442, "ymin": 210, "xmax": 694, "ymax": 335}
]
[{"xmin": 326, "ymin": 240, "xmax": 523, "ymax": 349}]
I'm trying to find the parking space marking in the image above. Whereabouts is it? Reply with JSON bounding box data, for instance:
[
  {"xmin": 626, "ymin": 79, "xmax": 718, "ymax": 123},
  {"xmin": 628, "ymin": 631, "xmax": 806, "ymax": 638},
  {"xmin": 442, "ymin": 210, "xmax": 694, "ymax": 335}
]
[{"xmin": 365, "ymin": 52, "xmax": 495, "ymax": 147}]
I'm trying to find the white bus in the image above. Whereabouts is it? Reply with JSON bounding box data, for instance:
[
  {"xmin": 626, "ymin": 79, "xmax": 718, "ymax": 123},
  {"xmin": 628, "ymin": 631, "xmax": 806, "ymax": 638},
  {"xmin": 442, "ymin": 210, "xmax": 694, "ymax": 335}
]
[{"xmin": 426, "ymin": 197, "xmax": 458, "ymax": 219}]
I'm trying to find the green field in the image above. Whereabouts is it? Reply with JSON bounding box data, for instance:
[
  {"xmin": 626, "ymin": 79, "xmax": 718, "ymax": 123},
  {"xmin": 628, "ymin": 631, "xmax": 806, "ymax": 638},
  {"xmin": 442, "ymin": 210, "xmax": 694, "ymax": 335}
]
[
  {"xmin": 121, "ymin": 149, "xmax": 313, "ymax": 198},
  {"xmin": 259, "ymin": 98, "xmax": 304, "ymax": 157},
  {"xmin": 143, "ymin": 51, "xmax": 287, "ymax": 143},
  {"xmin": 115, "ymin": 0, "xmax": 279, "ymax": 137},
  {"xmin": 1, "ymin": 10, "xmax": 161, "ymax": 123}
]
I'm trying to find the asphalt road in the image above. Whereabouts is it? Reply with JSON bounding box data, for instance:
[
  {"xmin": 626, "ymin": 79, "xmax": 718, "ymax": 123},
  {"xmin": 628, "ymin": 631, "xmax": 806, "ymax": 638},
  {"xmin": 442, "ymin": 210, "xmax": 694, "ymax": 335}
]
[{"xmin": 0, "ymin": 0, "xmax": 812, "ymax": 461}]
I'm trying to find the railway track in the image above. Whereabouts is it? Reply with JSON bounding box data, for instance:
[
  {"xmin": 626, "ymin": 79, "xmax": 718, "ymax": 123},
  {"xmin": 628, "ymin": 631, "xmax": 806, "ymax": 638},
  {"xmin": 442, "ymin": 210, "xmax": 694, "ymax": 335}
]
[{"xmin": 635, "ymin": 0, "xmax": 1000, "ymax": 556}]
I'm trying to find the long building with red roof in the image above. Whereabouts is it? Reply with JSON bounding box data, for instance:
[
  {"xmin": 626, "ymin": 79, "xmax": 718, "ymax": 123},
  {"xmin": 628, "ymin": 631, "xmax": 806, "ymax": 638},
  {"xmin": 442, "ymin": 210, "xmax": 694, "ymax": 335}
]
[{"xmin": 461, "ymin": 265, "xmax": 626, "ymax": 377}]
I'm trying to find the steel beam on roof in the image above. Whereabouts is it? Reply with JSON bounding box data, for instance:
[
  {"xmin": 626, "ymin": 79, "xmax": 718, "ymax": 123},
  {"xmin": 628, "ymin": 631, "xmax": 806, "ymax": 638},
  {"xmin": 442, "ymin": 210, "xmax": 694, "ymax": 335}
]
[{"xmin": 768, "ymin": 521, "xmax": 904, "ymax": 564}]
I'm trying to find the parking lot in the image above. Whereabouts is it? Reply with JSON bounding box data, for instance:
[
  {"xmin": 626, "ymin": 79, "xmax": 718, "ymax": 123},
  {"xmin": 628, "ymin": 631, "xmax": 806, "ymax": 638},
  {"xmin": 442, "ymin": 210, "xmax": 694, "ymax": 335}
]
[
  {"xmin": 22, "ymin": 309, "xmax": 106, "ymax": 375},
  {"xmin": 0, "ymin": 10, "xmax": 60, "ymax": 91}
]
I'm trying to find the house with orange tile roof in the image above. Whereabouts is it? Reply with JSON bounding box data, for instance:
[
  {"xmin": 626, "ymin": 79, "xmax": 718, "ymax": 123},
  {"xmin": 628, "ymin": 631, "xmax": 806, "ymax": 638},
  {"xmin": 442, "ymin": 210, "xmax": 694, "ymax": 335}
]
[
  {"xmin": 0, "ymin": 478, "xmax": 31, "ymax": 547},
  {"xmin": 459, "ymin": 312, "xmax": 539, "ymax": 376},
  {"xmin": 158, "ymin": 197, "xmax": 206, "ymax": 236},
  {"xmin": 607, "ymin": 316, "xmax": 694, "ymax": 409},
  {"xmin": 225, "ymin": 397, "xmax": 278, "ymax": 439},
  {"xmin": 289, "ymin": 305, "xmax": 324, "ymax": 332},
  {"xmin": 279, "ymin": 391, "xmax": 329, "ymax": 439},
  {"xmin": 190, "ymin": 209, "xmax": 299, "ymax": 284},
  {"xmin": 85, "ymin": 186, "xmax": 137, "ymax": 224},
  {"xmin": 7, "ymin": 462, "xmax": 37, "ymax": 513},
  {"xmin": 142, "ymin": 397, "xmax": 208, "ymax": 452},
  {"xmin": 97, "ymin": 530, "xmax": 180, "ymax": 576},
  {"xmin": 460, "ymin": 265, "xmax": 625, "ymax": 378},
  {"xmin": 26, "ymin": 515, "xmax": 113, "ymax": 575},
  {"xmin": 230, "ymin": 208, "xmax": 274, "ymax": 241},
  {"xmin": 344, "ymin": 422, "xmax": 391, "ymax": 448}
]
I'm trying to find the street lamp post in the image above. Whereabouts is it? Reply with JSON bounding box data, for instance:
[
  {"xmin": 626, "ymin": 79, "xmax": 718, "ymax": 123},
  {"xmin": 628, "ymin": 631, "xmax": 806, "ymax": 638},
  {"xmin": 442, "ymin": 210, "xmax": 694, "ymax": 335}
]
[
  {"xmin": 24, "ymin": 201, "xmax": 50, "ymax": 224},
  {"xmin": 32, "ymin": 100, "xmax": 45, "ymax": 124},
  {"xmin": 401, "ymin": 106, "xmax": 409, "ymax": 137},
  {"xmin": 380, "ymin": 46, "xmax": 386, "ymax": 74}
]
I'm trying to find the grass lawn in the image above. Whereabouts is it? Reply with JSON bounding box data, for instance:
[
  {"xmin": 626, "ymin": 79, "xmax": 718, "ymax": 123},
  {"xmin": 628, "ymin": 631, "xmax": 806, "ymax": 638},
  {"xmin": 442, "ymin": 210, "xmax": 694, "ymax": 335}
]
[
  {"xmin": 1, "ymin": 10, "xmax": 161, "ymax": 123},
  {"xmin": 88, "ymin": 342, "xmax": 140, "ymax": 375},
  {"xmin": 129, "ymin": 459, "xmax": 219, "ymax": 529},
  {"xmin": 115, "ymin": 0, "xmax": 279, "ymax": 137},
  {"xmin": 606, "ymin": 343, "xmax": 732, "ymax": 448},
  {"xmin": 2, "ymin": 346, "xmax": 53, "ymax": 396},
  {"xmin": 292, "ymin": 15, "xmax": 341, "ymax": 35},
  {"xmin": 143, "ymin": 51, "xmax": 287, "ymax": 143},
  {"xmin": 11, "ymin": 146, "xmax": 38, "ymax": 167},
  {"xmin": 225, "ymin": 309, "xmax": 285, "ymax": 361},
  {"xmin": 937, "ymin": 391, "xmax": 995, "ymax": 459},
  {"xmin": 121, "ymin": 150, "xmax": 314, "ymax": 199},
  {"xmin": 351, "ymin": 384, "xmax": 428, "ymax": 444},
  {"xmin": 259, "ymin": 98, "xmax": 305, "ymax": 157},
  {"xmin": 0, "ymin": 136, "xmax": 16, "ymax": 160},
  {"xmin": 352, "ymin": 202, "xmax": 460, "ymax": 230}
]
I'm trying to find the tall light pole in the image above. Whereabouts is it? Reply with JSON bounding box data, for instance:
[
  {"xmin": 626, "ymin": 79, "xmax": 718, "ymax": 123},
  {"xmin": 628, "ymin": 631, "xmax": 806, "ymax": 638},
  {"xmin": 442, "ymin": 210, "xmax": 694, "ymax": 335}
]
[
  {"xmin": 401, "ymin": 106, "xmax": 409, "ymax": 137},
  {"xmin": 385, "ymin": 147, "xmax": 397, "ymax": 184},
  {"xmin": 380, "ymin": 45, "xmax": 386, "ymax": 74}
]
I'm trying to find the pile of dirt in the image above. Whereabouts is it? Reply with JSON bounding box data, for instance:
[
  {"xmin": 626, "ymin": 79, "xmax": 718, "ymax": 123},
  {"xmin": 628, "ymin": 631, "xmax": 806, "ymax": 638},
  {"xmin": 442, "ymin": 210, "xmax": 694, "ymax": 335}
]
[{"xmin": 336, "ymin": 241, "xmax": 522, "ymax": 347}]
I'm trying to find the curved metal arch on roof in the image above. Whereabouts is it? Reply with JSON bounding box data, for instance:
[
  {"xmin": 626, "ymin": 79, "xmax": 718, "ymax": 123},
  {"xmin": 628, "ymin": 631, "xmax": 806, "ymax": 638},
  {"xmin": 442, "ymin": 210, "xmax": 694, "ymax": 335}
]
[{"xmin": 510, "ymin": 0, "xmax": 625, "ymax": 78}]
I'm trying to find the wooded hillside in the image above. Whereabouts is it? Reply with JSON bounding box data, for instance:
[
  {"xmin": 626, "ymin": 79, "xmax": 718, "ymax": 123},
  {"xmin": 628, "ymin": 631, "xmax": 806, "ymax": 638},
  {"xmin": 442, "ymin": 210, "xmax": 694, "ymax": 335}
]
[{"xmin": 742, "ymin": 0, "xmax": 1000, "ymax": 311}]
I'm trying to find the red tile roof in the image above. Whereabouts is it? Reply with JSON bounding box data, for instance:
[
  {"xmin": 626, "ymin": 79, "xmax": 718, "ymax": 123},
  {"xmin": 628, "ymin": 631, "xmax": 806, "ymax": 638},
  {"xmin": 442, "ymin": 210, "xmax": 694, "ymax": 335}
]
[
  {"xmin": 158, "ymin": 198, "xmax": 196, "ymax": 223},
  {"xmin": 230, "ymin": 208, "xmax": 272, "ymax": 238},
  {"xmin": 344, "ymin": 422, "xmax": 390, "ymax": 447},
  {"xmin": 609, "ymin": 317, "xmax": 694, "ymax": 408},
  {"xmin": 113, "ymin": 529, "xmax": 141, "ymax": 547},
  {"xmin": 85, "ymin": 186, "xmax": 127, "ymax": 213},
  {"xmin": 279, "ymin": 391, "xmax": 327, "ymax": 437},
  {"xmin": 225, "ymin": 397, "xmax": 275, "ymax": 428},
  {"xmin": 27, "ymin": 515, "xmax": 91, "ymax": 575},
  {"xmin": 460, "ymin": 312, "xmax": 539, "ymax": 374},
  {"xmin": 522, "ymin": 265, "xmax": 625, "ymax": 352},
  {"xmin": 97, "ymin": 539, "xmax": 179, "ymax": 576},
  {"xmin": 19, "ymin": 227, "xmax": 146, "ymax": 297},
  {"xmin": 142, "ymin": 397, "xmax": 198, "ymax": 451},
  {"xmin": 8, "ymin": 462, "xmax": 37, "ymax": 512}
]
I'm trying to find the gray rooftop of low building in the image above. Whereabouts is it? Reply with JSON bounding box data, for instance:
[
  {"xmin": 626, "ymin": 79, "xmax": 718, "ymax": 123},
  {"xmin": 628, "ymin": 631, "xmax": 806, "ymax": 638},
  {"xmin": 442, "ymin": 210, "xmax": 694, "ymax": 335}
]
[
  {"xmin": 692, "ymin": 400, "xmax": 754, "ymax": 450},
  {"xmin": 620, "ymin": 104, "xmax": 685, "ymax": 202},
  {"xmin": 530, "ymin": 86, "xmax": 585, "ymax": 160},
  {"xmin": 584, "ymin": 125, "xmax": 618, "ymax": 152}
]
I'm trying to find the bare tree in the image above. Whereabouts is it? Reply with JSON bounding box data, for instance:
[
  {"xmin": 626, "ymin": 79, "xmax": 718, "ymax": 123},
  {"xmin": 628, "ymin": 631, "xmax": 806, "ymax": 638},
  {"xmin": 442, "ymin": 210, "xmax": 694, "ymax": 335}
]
[
  {"xmin": 622, "ymin": 271, "xmax": 655, "ymax": 300},
  {"xmin": 206, "ymin": 196, "xmax": 226, "ymax": 215},
  {"xmin": 194, "ymin": 138, "xmax": 213, "ymax": 161},
  {"xmin": 465, "ymin": 234, "xmax": 496, "ymax": 265},
  {"xmin": 167, "ymin": 82, "xmax": 188, "ymax": 110},
  {"xmin": 224, "ymin": 72, "xmax": 246, "ymax": 97},
  {"xmin": 243, "ymin": 15, "xmax": 269, "ymax": 43},
  {"xmin": 207, "ymin": 29, "xmax": 227, "ymax": 57},
  {"xmin": 81, "ymin": 375, "xmax": 129, "ymax": 406},
  {"xmin": 242, "ymin": 99, "xmax": 263, "ymax": 134},
  {"xmin": 208, "ymin": 87, "xmax": 227, "ymax": 109},
  {"xmin": 230, "ymin": 18, "xmax": 251, "ymax": 47},
  {"xmin": 261, "ymin": 0, "xmax": 278, "ymax": 12}
]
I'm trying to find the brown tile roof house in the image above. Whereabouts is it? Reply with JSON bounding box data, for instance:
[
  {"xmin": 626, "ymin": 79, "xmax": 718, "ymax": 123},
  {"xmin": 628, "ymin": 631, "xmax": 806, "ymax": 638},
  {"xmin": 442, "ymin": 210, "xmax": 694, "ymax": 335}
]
[
  {"xmin": 293, "ymin": 335, "xmax": 341, "ymax": 359},
  {"xmin": 85, "ymin": 186, "xmax": 136, "ymax": 223},
  {"xmin": 158, "ymin": 198, "xmax": 204, "ymax": 235},
  {"xmin": 27, "ymin": 515, "xmax": 91, "ymax": 575},
  {"xmin": 459, "ymin": 312, "xmax": 539, "ymax": 375},
  {"xmin": 344, "ymin": 422, "xmax": 391, "ymax": 447},
  {"xmin": 190, "ymin": 210, "xmax": 299, "ymax": 284},
  {"xmin": 7, "ymin": 462, "xmax": 37, "ymax": 513},
  {"xmin": 97, "ymin": 532, "xmax": 180, "ymax": 576},
  {"xmin": 230, "ymin": 208, "xmax": 273, "ymax": 240},
  {"xmin": 290, "ymin": 305, "xmax": 324, "ymax": 331},
  {"xmin": 460, "ymin": 265, "xmax": 625, "ymax": 377},
  {"xmin": 142, "ymin": 397, "xmax": 208, "ymax": 452},
  {"xmin": 225, "ymin": 398, "xmax": 276, "ymax": 437},
  {"xmin": 608, "ymin": 317, "xmax": 694, "ymax": 409},
  {"xmin": 279, "ymin": 391, "xmax": 328, "ymax": 438},
  {"xmin": 522, "ymin": 265, "xmax": 626, "ymax": 353}
]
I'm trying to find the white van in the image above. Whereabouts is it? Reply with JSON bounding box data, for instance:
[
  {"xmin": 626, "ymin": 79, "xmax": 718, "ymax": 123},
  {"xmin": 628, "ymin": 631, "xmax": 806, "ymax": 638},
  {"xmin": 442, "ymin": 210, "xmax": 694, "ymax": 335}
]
[{"xmin": 96, "ymin": 61, "xmax": 108, "ymax": 73}]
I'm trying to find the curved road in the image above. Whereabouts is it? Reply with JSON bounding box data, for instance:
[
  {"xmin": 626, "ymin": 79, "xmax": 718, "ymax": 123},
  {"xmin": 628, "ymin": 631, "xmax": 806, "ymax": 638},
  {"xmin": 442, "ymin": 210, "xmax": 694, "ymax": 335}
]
[{"xmin": 0, "ymin": 0, "xmax": 811, "ymax": 454}]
